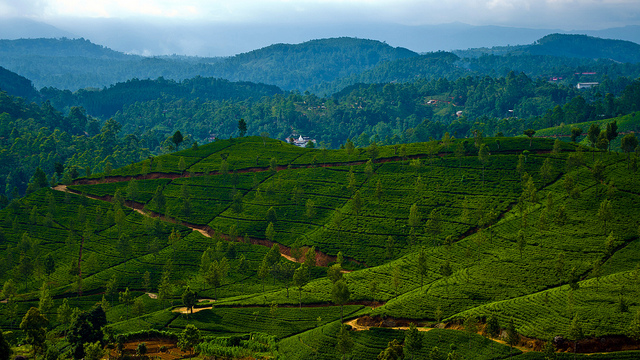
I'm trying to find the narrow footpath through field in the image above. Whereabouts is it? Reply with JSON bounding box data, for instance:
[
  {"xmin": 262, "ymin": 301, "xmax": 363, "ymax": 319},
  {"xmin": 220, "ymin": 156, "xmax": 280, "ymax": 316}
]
[{"xmin": 53, "ymin": 184, "xmax": 311, "ymax": 265}]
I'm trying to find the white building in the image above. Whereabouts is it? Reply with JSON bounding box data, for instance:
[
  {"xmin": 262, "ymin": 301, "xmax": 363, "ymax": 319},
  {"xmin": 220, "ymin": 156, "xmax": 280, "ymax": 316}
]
[{"xmin": 286, "ymin": 135, "xmax": 317, "ymax": 147}]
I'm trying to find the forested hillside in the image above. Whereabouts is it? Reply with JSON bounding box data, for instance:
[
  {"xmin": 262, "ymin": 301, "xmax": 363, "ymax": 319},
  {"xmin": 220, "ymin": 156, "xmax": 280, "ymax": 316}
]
[
  {"xmin": 109, "ymin": 74, "xmax": 640, "ymax": 148},
  {"xmin": 2, "ymin": 35, "xmax": 640, "ymax": 95},
  {"xmin": 1, "ymin": 134, "xmax": 639, "ymax": 359},
  {"xmin": 0, "ymin": 37, "xmax": 417, "ymax": 92},
  {"xmin": 0, "ymin": 66, "xmax": 39, "ymax": 100},
  {"xmin": 0, "ymin": 90, "xmax": 151, "ymax": 200}
]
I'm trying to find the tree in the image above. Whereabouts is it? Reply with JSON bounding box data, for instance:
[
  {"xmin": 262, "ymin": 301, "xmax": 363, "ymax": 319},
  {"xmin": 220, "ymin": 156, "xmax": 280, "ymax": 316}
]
[
  {"xmin": 150, "ymin": 185, "xmax": 166, "ymax": 211},
  {"xmin": 364, "ymin": 159, "xmax": 374, "ymax": 178},
  {"xmin": 606, "ymin": 120, "xmax": 618, "ymax": 152},
  {"xmin": 232, "ymin": 192, "xmax": 243, "ymax": 213},
  {"xmin": 517, "ymin": 230, "xmax": 526, "ymax": 259},
  {"xmin": 266, "ymin": 206, "xmax": 277, "ymax": 223},
  {"xmin": 258, "ymin": 258, "xmax": 269, "ymax": 293},
  {"xmin": 417, "ymin": 247, "xmax": 427, "ymax": 289},
  {"xmin": 404, "ymin": 323, "xmax": 423, "ymax": 359},
  {"xmin": 274, "ymin": 260, "xmax": 295, "ymax": 298},
  {"xmin": 38, "ymin": 281, "xmax": 54, "ymax": 315},
  {"xmin": 205, "ymin": 259, "xmax": 228, "ymax": 300},
  {"xmin": 182, "ymin": 286, "xmax": 197, "ymax": 315},
  {"xmin": 516, "ymin": 153, "xmax": 525, "ymax": 175},
  {"xmin": 172, "ymin": 130, "xmax": 184, "ymax": 150},
  {"xmin": 568, "ymin": 266, "xmax": 580, "ymax": 291},
  {"xmin": 596, "ymin": 135, "xmax": 609, "ymax": 157},
  {"xmin": 463, "ymin": 315, "xmax": 478, "ymax": 349},
  {"xmin": 478, "ymin": 143, "xmax": 490, "ymax": 186},
  {"xmin": 119, "ymin": 288, "xmax": 133, "ymax": 318},
  {"xmin": 369, "ymin": 279, "xmax": 379, "ymax": 303},
  {"xmin": 524, "ymin": 129, "xmax": 535, "ymax": 147},
  {"xmin": 293, "ymin": 264, "xmax": 309, "ymax": 309},
  {"xmin": 345, "ymin": 138, "xmax": 355, "ymax": 156},
  {"xmin": 84, "ymin": 341, "xmax": 104, "ymax": 360},
  {"xmin": 178, "ymin": 324, "xmax": 201, "ymax": 355},
  {"xmin": 237, "ymin": 118, "xmax": 247, "ymax": 137},
  {"xmin": 425, "ymin": 209, "xmax": 442, "ymax": 242},
  {"xmin": 367, "ymin": 141, "xmax": 379, "ymax": 161},
  {"xmin": 377, "ymin": 339, "xmax": 403, "ymax": 360},
  {"xmin": 260, "ymin": 131, "xmax": 269, "ymax": 146},
  {"xmin": 352, "ymin": 190, "xmax": 363, "ymax": 223},
  {"xmin": 392, "ymin": 264, "xmax": 401, "ymax": 298},
  {"xmin": 570, "ymin": 127, "xmax": 583, "ymax": 142},
  {"xmin": 587, "ymin": 124, "xmax": 601, "ymax": 159},
  {"xmin": 454, "ymin": 142, "xmax": 465, "ymax": 167},
  {"xmin": 336, "ymin": 324, "xmax": 354, "ymax": 360},
  {"xmin": 629, "ymin": 309, "xmax": 640, "ymax": 342},
  {"xmin": 506, "ymin": 318, "xmax": 520, "ymax": 357},
  {"xmin": 20, "ymin": 307, "xmax": 48, "ymax": 359},
  {"xmin": 332, "ymin": 280, "xmax": 350, "ymax": 322},
  {"xmin": 540, "ymin": 158, "xmax": 553, "ymax": 182},
  {"xmin": 605, "ymin": 231, "xmax": 617, "ymax": 256},
  {"xmin": 269, "ymin": 158, "xmax": 277, "ymax": 173},
  {"xmin": 597, "ymin": 199, "xmax": 613, "ymax": 235},
  {"xmin": 486, "ymin": 314, "xmax": 501, "ymax": 342},
  {"xmin": 347, "ymin": 167, "xmax": 357, "ymax": 191},
  {"xmin": 304, "ymin": 246, "xmax": 316, "ymax": 268},
  {"xmin": 568, "ymin": 315, "xmax": 584, "ymax": 358},
  {"xmin": 57, "ymin": 298, "xmax": 73, "ymax": 335},
  {"xmin": 305, "ymin": 199, "xmax": 316, "ymax": 218},
  {"xmin": 136, "ymin": 342, "xmax": 147, "ymax": 358},
  {"xmin": 0, "ymin": 327, "xmax": 12, "ymax": 360},
  {"xmin": 265, "ymin": 222, "xmax": 276, "ymax": 242},
  {"xmin": 621, "ymin": 134, "xmax": 639, "ymax": 168},
  {"xmin": 105, "ymin": 274, "xmax": 118, "ymax": 303},
  {"xmin": 328, "ymin": 264, "xmax": 344, "ymax": 284},
  {"xmin": 375, "ymin": 179, "xmax": 383, "ymax": 201},
  {"xmin": 408, "ymin": 203, "xmax": 421, "ymax": 233},
  {"xmin": 68, "ymin": 305, "xmax": 107, "ymax": 359}
]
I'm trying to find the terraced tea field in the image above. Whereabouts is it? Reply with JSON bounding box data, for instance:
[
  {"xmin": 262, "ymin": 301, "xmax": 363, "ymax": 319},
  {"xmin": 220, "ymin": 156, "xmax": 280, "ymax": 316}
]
[{"xmin": 1, "ymin": 135, "xmax": 639, "ymax": 359}]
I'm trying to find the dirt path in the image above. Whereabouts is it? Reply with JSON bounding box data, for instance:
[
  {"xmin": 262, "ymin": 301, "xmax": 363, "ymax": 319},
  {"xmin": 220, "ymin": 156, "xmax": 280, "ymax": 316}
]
[
  {"xmin": 109, "ymin": 339, "xmax": 188, "ymax": 360},
  {"xmin": 172, "ymin": 306, "xmax": 213, "ymax": 314},
  {"xmin": 345, "ymin": 318, "xmax": 433, "ymax": 332},
  {"xmin": 54, "ymin": 184, "xmax": 337, "ymax": 267}
]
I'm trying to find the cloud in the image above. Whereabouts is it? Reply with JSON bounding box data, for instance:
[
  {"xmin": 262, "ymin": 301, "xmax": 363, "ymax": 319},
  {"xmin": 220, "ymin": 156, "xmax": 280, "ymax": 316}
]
[
  {"xmin": 0, "ymin": 0, "xmax": 48, "ymax": 17},
  {"xmin": 4, "ymin": 0, "xmax": 640, "ymax": 31}
]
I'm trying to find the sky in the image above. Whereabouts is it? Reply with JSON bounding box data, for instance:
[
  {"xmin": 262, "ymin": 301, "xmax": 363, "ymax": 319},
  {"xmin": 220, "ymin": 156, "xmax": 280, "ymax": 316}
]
[{"xmin": 1, "ymin": 0, "xmax": 640, "ymax": 55}]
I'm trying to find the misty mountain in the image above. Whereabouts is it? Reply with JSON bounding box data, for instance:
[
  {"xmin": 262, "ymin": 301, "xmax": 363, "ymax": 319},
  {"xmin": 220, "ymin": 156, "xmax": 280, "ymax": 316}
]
[
  {"xmin": 4, "ymin": 17, "xmax": 640, "ymax": 57},
  {"xmin": 527, "ymin": 34, "xmax": 640, "ymax": 63},
  {"xmin": 0, "ymin": 37, "xmax": 417, "ymax": 92},
  {"xmin": 0, "ymin": 37, "xmax": 132, "ymax": 59},
  {"xmin": 455, "ymin": 33, "xmax": 640, "ymax": 63},
  {"xmin": 1, "ymin": 33, "xmax": 640, "ymax": 98},
  {"xmin": 0, "ymin": 66, "xmax": 39, "ymax": 100},
  {"xmin": 0, "ymin": 18, "xmax": 76, "ymax": 39},
  {"xmin": 200, "ymin": 37, "xmax": 417, "ymax": 91}
]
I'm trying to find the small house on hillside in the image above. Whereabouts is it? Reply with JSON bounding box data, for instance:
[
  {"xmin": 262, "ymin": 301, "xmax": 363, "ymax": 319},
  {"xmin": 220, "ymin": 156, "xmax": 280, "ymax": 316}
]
[
  {"xmin": 577, "ymin": 82, "xmax": 599, "ymax": 89},
  {"xmin": 286, "ymin": 135, "xmax": 317, "ymax": 148}
]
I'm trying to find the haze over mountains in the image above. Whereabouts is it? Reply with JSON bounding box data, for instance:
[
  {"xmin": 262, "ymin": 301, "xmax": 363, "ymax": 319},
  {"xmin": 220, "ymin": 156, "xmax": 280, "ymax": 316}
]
[
  {"xmin": 2, "ymin": 17, "xmax": 640, "ymax": 57},
  {"xmin": 2, "ymin": 33, "xmax": 640, "ymax": 96}
]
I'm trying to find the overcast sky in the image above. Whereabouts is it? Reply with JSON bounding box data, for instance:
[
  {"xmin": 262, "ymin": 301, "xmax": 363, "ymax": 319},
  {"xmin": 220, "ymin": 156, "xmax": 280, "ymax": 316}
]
[{"xmin": 1, "ymin": 0, "xmax": 640, "ymax": 55}]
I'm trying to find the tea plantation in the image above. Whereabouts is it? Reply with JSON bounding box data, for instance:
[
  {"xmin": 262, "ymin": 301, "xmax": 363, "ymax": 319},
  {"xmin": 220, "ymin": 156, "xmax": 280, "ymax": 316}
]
[{"xmin": 1, "ymin": 134, "xmax": 640, "ymax": 359}]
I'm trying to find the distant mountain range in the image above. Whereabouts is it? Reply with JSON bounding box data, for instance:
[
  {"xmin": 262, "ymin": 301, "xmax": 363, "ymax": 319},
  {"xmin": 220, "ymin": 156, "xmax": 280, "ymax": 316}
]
[
  {"xmin": 2, "ymin": 17, "xmax": 640, "ymax": 56},
  {"xmin": 454, "ymin": 33, "xmax": 640, "ymax": 63},
  {"xmin": 2, "ymin": 33, "xmax": 640, "ymax": 96}
]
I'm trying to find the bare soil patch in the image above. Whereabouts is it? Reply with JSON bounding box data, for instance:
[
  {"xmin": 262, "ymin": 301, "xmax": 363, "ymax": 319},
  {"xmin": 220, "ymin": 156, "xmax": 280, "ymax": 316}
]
[{"xmin": 109, "ymin": 339, "xmax": 188, "ymax": 360}]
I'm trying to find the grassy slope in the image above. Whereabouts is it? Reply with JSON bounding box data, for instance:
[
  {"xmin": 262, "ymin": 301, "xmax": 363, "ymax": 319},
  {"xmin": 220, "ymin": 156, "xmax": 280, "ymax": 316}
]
[{"xmin": 1, "ymin": 135, "xmax": 640, "ymax": 359}]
